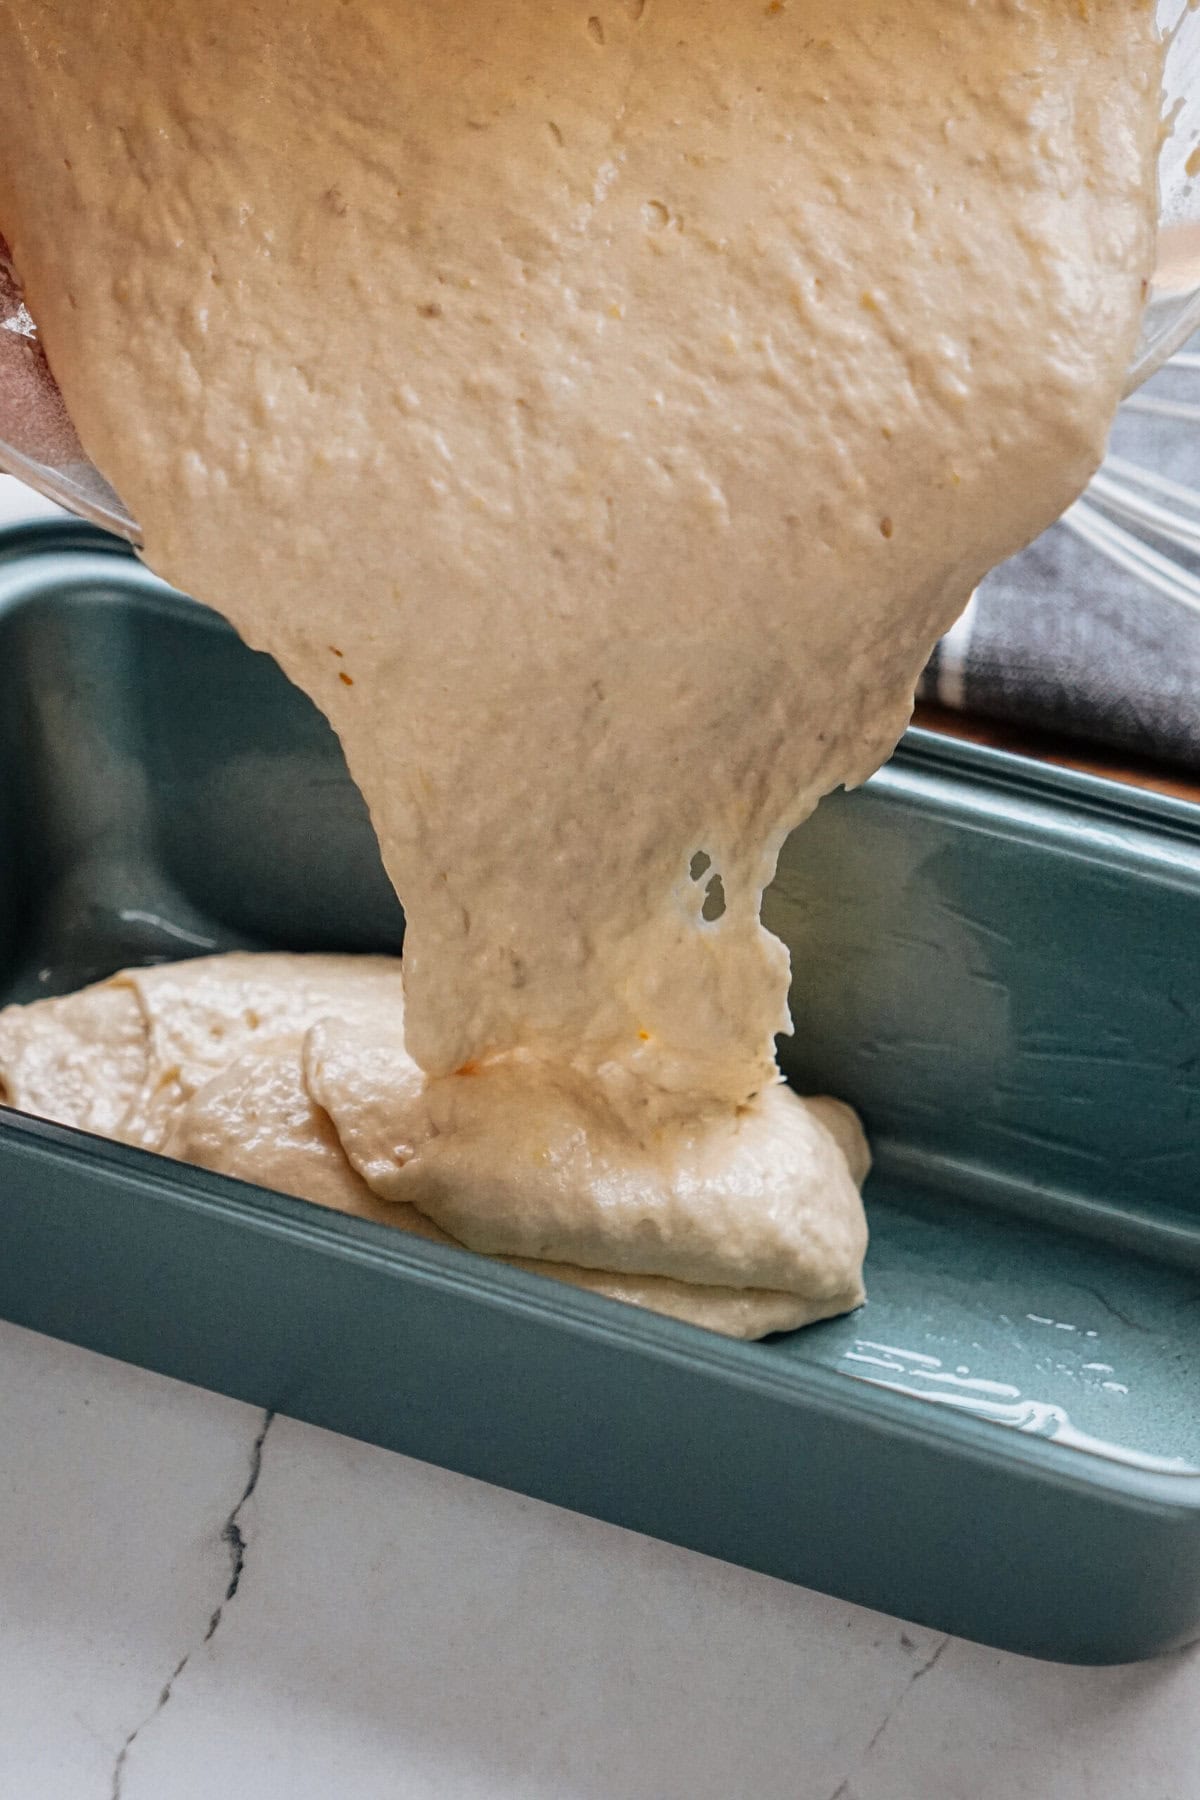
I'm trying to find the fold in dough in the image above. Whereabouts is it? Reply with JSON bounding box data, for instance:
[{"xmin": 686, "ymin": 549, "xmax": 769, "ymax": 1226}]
[
  {"xmin": 0, "ymin": 952, "xmax": 404, "ymax": 1150},
  {"xmin": 0, "ymin": 953, "xmax": 867, "ymax": 1338},
  {"xmin": 306, "ymin": 1017, "xmax": 868, "ymax": 1298},
  {"xmin": 174, "ymin": 1032, "xmax": 858, "ymax": 1336},
  {"xmin": 117, "ymin": 953, "xmax": 406, "ymax": 1149}
]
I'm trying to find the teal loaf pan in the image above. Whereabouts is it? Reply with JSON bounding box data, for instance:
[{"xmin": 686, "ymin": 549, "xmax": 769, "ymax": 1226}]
[{"xmin": 1, "ymin": 520, "xmax": 1198, "ymax": 1664}]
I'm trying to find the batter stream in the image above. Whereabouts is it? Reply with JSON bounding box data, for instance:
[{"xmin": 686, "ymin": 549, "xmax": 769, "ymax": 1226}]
[{"xmin": 0, "ymin": 1, "xmax": 1163, "ymax": 1333}]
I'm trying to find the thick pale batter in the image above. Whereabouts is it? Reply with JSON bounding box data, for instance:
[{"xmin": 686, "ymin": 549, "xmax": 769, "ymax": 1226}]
[
  {"xmin": 0, "ymin": 2, "xmax": 1164, "ymax": 1335},
  {"xmin": 0, "ymin": 955, "xmax": 865, "ymax": 1335}
]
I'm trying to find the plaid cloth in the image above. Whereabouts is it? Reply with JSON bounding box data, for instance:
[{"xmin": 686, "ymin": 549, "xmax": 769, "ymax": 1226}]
[{"xmin": 919, "ymin": 345, "xmax": 1200, "ymax": 770}]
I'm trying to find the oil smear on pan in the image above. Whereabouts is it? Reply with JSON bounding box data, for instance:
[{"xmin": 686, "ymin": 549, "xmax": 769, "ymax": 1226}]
[{"xmin": 840, "ymin": 1338, "xmax": 1199, "ymax": 1476}]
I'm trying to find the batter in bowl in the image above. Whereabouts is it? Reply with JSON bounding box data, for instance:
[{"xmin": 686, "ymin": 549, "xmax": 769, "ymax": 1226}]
[{"xmin": 0, "ymin": 1, "xmax": 1164, "ymax": 1333}]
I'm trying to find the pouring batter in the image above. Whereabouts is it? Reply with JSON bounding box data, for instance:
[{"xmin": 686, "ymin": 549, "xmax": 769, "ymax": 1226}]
[{"xmin": 0, "ymin": 1, "xmax": 1164, "ymax": 1333}]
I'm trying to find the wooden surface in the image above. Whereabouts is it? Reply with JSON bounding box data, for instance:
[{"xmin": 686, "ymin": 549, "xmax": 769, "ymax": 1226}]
[{"xmin": 912, "ymin": 702, "xmax": 1200, "ymax": 806}]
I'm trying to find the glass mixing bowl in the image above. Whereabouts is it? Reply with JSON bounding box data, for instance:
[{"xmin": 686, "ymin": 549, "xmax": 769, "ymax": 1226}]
[
  {"xmin": 2, "ymin": 4, "xmax": 1198, "ymax": 547},
  {"xmin": 1130, "ymin": 0, "xmax": 1200, "ymax": 387}
]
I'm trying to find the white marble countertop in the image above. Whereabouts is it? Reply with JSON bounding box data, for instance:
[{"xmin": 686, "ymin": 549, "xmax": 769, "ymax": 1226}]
[
  {"xmin": 1, "ymin": 1317, "xmax": 1198, "ymax": 1800},
  {"xmin": 2, "ymin": 475, "xmax": 1198, "ymax": 1797}
]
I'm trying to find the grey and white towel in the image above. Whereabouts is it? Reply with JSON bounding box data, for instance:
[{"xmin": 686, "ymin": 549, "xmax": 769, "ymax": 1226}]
[{"xmin": 919, "ymin": 345, "xmax": 1200, "ymax": 770}]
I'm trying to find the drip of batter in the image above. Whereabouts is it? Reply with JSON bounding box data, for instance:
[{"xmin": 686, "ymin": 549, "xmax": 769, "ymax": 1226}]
[{"xmin": 0, "ymin": 1, "xmax": 1163, "ymax": 1334}]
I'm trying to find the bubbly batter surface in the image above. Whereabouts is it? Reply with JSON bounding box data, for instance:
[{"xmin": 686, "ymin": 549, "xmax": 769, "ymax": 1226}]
[{"xmin": 0, "ymin": 1, "xmax": 1163, "ymax": 1334}]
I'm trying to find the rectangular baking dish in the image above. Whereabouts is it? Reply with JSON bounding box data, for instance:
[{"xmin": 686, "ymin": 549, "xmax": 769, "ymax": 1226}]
[{"xmin": 1, "ymin": 519, "xmax": 1197, "ymax": 1665}]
